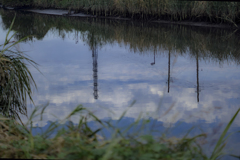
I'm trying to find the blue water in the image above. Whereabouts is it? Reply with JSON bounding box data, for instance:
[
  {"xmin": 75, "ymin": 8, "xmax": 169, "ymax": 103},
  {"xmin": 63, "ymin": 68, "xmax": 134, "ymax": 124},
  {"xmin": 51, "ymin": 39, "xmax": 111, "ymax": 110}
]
[{"xmin": 0, "ymin": 10, "xmax": 240, "ymax": 159}]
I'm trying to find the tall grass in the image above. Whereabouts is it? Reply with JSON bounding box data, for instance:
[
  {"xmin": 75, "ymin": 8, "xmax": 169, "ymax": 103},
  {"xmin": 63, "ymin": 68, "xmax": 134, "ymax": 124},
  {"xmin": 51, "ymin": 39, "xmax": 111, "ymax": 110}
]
[
  {"xmin": 0, "ymin": 103, "xmax": 239, "ymax": 159},
  {"xmin": 0, "ymin": 15, "xmax": 38, "ymax": 122},
  {"xmin": 1, "ymin": 0, "xmax": 240, "ymax": 24}
]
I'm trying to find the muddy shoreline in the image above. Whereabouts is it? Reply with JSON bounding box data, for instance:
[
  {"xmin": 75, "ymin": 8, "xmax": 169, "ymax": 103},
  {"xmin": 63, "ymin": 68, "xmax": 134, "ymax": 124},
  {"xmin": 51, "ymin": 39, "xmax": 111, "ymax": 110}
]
[{"xmin": 2, "ymin": 7, "xmax": 239, "ymax": 29}]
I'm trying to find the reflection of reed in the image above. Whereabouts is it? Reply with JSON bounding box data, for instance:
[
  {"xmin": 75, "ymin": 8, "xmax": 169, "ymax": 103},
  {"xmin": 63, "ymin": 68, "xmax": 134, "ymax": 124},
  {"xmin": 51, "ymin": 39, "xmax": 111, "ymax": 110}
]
[
  {"xmin": 2, "ymin": 10, "xmax": 240, "ymax": 66},
  {"xmin": 89, "ymin": 30, "xmax": 99, "ymax": 100},
  {"xmin": 151, "ymin": 48, "xmax": 155, "ymax": 65},
  {"xmin": 168, "ymin": 50, "xmax": 171, "ymax": 93},
  {"xmin": 196, "ymin": 52, "xmax": 200, "ymax": 102},
  {"xmin": 92, "ymin": 44, "xmax": 98, "ymax": 99},
  {"xmin": 1, "ymin": 10, "xmax": 240, "ymax": 65},
  {"xmin": 2, "ymin": 11, "xmax": 240, "ymax": 104}
]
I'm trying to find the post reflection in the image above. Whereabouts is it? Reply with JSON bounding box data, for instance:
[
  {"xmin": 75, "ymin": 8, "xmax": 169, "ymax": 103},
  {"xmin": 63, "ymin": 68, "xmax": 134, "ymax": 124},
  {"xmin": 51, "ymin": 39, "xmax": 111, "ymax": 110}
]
[
  {"xmin": 168, "ymin": 49, "xmax": 171, "ymax": 93},
  {"xmin": 89, "ymin": 30, "xmax": 99, "ymax": 100},
  {"xmin": 196, "ymin": 52, "xmax": 199, "ymax": 102},
  {"xmin": 151, "ymin": 48, "xmax": 155, "ymax": 65},
  {"xmin": 92, "ymin": 42, "xmax": 98, "ymax": 99}
]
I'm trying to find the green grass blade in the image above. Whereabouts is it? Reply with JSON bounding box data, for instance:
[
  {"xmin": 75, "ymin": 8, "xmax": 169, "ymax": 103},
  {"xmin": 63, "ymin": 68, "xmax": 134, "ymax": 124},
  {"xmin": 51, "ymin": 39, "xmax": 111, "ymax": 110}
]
[{"xmin": 210, "ymin": 108, "xmax": 240, "ymax": 159}]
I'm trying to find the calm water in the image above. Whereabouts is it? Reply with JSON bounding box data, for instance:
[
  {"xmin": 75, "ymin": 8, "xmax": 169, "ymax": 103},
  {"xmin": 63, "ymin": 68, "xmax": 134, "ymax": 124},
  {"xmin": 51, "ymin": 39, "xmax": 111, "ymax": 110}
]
[{"xmin": 1, "ymin": 9, "xmax": 240, "ymax": 158}]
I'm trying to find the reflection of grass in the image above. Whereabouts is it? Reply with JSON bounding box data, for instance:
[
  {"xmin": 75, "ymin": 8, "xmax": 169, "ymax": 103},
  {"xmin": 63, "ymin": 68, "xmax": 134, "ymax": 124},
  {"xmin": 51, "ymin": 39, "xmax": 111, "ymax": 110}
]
[
  {"xmin": 0, "ymin": 16, "xmax": 38, "ymax": 122},
  {"xmin": 0, "ymin": 104, "xmax": 239, "ymax": 159},
  {"xmin": 1, "ymin": 10, "xmax": 240, "ymax": 65},
  {"xmin": 0, "ymin": 16, "xmax": 239, "ymax": 160}
]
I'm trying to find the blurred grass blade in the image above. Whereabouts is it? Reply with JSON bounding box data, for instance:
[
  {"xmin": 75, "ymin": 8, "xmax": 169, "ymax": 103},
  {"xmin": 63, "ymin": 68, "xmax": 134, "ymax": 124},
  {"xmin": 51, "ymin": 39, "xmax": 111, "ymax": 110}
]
[
  {"xmin": 117, "ymin": 100, "xmax": 136, "ymax": 123},
  {"xmin": 210, "ymin": 108, "xmax": 240, "ymax": 159}
]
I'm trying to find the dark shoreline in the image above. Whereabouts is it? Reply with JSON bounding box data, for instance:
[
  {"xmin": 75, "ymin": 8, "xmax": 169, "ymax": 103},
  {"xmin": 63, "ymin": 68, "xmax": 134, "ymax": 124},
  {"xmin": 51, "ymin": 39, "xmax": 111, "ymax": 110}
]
[{"xmin": 27, "ymin": 8, "xmax": 240, "ymax": 29}]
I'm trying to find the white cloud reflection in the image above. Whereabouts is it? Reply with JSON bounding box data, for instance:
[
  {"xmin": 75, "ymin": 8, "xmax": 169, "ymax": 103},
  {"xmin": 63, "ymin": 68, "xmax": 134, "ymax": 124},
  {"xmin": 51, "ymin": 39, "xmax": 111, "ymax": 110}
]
[{"xmin": 16, "ymin": 30, "xmax": 240, "ymax": 131}]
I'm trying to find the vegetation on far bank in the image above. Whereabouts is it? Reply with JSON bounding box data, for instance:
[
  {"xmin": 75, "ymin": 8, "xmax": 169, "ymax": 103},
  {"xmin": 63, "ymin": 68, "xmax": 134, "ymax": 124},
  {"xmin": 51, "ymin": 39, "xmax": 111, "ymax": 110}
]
[{"xmin": 1, "ymin": 0, "xmax": 240, "ymax": 25}]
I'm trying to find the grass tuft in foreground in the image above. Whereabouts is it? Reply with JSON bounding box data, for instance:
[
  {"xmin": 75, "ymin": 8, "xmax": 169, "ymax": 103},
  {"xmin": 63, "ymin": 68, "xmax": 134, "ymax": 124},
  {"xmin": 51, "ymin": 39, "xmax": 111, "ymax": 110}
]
[
  {"xmin": 0, "ymin": 15, "xmax": 38, "ymax": 123},
  {"xmin": 0, "ymin": 105, "xmax": 203, "ymax": 159},
  {"xmin": 0, "ymin": 105, "xmax": 240, "ymax": 159}
]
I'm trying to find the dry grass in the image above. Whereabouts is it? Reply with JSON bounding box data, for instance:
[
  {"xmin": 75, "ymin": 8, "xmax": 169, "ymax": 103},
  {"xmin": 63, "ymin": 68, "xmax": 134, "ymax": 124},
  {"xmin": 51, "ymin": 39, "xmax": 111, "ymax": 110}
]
[{"xmin": 0, "ymin": 0, "xmax": 240, "ymax": 24}]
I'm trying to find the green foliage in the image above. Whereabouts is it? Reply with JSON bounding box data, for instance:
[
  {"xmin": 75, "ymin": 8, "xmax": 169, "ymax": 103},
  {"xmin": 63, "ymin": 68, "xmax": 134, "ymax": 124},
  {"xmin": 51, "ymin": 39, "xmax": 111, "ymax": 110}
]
[
  {"xmin": 0, "ymin": 104, "xmax": 239, "ymax": 159},
  {"xmin": 210, "ymin": 108, "xmax": 240, "ymax": 160},
  {"xmin": 0, "ymin": 104, "xmax": 201, "ymax": 159},
  {"xmin": 0, "ymin": 15, "xmax": 38, "ymax": 121}
]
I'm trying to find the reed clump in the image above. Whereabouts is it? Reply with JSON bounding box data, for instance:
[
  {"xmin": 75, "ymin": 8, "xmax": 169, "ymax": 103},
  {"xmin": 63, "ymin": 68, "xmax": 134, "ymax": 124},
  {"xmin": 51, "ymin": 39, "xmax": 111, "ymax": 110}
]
[
  {"xmin": 1, "ymin": 0, "xmax": 240, "ymax": 24},
  {"xmin": 0, "ymin": 15, "xmax": 38, "ymax": 123},
  {"xmin": 0, "ymin": 104, "xmax": 239, "ymax": 159}
]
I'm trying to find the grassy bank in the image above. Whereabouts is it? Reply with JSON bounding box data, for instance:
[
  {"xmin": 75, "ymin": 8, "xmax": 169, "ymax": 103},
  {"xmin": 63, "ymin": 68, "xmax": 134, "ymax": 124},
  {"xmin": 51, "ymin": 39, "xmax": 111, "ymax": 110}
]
[{"xmin": 0, "ymin": 0, "xmax": 240, "ymax": 24}]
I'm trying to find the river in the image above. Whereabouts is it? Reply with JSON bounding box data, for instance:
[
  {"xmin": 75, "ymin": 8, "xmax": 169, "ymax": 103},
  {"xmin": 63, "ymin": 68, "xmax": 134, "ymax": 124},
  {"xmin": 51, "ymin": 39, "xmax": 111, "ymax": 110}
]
[{"xmin": 0, "ymin": 8, "xmax": 240, "ymax": 159}]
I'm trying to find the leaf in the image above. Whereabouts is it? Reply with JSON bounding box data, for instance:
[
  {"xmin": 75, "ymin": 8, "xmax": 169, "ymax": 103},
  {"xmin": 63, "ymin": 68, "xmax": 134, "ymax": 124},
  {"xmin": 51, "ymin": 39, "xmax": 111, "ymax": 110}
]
[{"xmin": 210, "ymin": 108, "xmax": 240, "ymax": 160}]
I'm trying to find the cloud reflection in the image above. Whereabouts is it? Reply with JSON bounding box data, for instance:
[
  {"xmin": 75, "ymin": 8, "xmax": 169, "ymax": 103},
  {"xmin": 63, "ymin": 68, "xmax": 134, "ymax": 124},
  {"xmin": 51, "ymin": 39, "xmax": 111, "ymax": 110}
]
[{"xmin": 17, "ymin": 30, "xmax": 240, "ymax": 131}]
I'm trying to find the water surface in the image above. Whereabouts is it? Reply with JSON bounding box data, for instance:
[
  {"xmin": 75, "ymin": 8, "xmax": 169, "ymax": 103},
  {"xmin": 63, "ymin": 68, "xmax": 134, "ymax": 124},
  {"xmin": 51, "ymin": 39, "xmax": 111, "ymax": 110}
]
[{"xmin": 0, "ymin": 9, "xmax": 240, "ymax": 158}]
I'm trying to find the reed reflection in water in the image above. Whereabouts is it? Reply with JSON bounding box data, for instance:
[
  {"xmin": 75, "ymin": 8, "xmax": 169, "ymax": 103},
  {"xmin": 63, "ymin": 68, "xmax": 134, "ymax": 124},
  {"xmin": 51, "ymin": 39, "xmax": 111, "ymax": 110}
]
[{"xmin": 0, "ymin": 9, "xmax": 240, "ymax": 148}]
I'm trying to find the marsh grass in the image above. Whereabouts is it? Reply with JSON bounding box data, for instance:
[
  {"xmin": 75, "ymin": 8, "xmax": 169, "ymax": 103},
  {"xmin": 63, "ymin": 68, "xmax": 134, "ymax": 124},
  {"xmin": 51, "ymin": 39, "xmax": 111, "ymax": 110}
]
[
  {"xmin": 0, "ymin": 15, "xmax": 38, "ymax": 122},
  {"xmin": 1, "ymin": 0, "xmax": 240, "ymax": 25},
  {"xmin": 0, "ymin": 104, "xmax": 239, "ymax": 159}
]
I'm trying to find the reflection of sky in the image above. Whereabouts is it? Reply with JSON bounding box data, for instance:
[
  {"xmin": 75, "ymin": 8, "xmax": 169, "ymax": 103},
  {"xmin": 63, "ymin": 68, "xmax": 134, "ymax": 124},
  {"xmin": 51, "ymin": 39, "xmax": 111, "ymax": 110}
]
[
  {"xmin": 1, "ymin": 15, "xmax": 240, "ymax": 158},
  {"xmin": 20, "ymin": 30, "xmax": 240, "ymax": 127}
]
